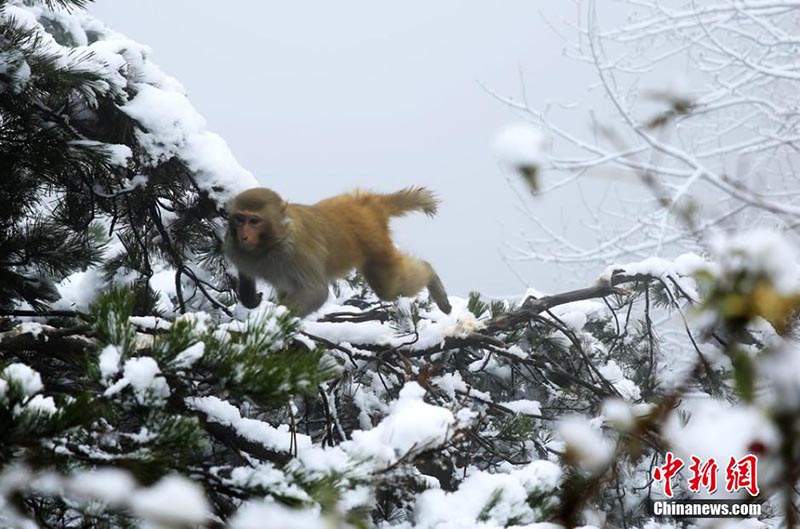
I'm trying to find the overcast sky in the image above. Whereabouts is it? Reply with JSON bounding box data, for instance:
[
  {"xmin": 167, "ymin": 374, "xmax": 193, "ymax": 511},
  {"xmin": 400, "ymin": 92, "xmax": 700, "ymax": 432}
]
[{"xmin": 88, "ymin": 1, "xmax": 629, "ymax": 298}]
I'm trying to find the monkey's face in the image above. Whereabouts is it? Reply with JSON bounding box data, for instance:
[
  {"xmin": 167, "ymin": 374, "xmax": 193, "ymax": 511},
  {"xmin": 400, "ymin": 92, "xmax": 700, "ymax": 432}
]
[
  {"xmin": 231, "ymin": 211, "xmax": 266, "ymax": 251},
  {"xmin": 228, "ymin": 188, "xmax": 290, "ymax": 253}
]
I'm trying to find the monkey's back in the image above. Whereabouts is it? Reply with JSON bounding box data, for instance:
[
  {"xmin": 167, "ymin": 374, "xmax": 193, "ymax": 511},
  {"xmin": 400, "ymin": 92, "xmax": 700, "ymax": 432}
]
[{"xmin": 301, "ymin": 193, "xmax": 394, "ymax": 278}]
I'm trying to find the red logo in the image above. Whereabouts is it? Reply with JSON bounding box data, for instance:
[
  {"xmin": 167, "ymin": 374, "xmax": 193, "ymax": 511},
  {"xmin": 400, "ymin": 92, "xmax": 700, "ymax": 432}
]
[
  {"xmin": 653, "ymin": 452, "xmax": 683, "ymax": 498},
  {"xmin": 688, "ymin": 455, "xmax": 718, "ymax": 493},
  {"xmin": 725, "ymin": 455, "xmax": 759, "ymax": 496},
  {"xmin": 653, "ymin": 453, "xmax": 760, "ymax": 498}
]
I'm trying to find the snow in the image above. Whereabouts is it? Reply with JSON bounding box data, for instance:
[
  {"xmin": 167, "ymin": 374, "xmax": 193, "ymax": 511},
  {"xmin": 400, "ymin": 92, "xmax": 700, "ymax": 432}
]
[
  {"xmin": 175, "ymin": 311, "xmax": 214, "ymax": 334},
  {"xmin": 760, "ymin": 341, "xmax": 800, "ymax": 410},
  {"xmin": 187, "ymin": 396, "xmax": 309, "ymax": 453},
  {"xmin": 69, "ymin": 468, "xmax": 136, "ymax": 506},
  {"xmin": 129, "ymin": 315, "xmax": 171, "ymax": 331},
  {"xmin": 18, "ymin": 322, "xmax": 44, "ymax": 338},
  {"xmin": 597, "ymin": 361, "xmax": 641, "ymax": 401},
  {"xmin": 125, "ymin": 427, "xmax": 157, "ymax": 444},
  {"xmin": 557, "ymin": 416, "xmax": 614, "ymax": 474},
  {"xmin": 121, "ymin": 357, "xmax": 170, "ymax": 404},
  {"xmin": 429, "ymin": 371, "xmax": 490, "ymax": 403},
  {"xmin": 98, "ymin": 345, "xmax": 121, "ymax": 384},
  {"xmin": 549, "ymin": 300, "xmax": 607, "ymax": 326},
  {"xmin": 229, "ymin": 464, "xmax": 309, "ymax": 502},
  {"xmin": 601, "ymin": 253, "xmax": 704, "ymax": 301},
  {"xmin": 148, "ymin": 270, "xmax": 178, "ymax": 314},
  {"xmin": 340, "ymin": 485, "xmax": 372, "ymax": 512},
  {"xmin": 0, "ymin": 47, "xmax": 31, "ymax": 93},
  {"xmin": 25, "ymin": 395, "xmax": 57, "ymax": 415},
  {"xmin": 84, "ymin": 36, "xmax": 183, "ymax": 93},
  {"xmin": 228, "ymin": 501, "xmax": 325, "ymax": 529},
  {"xmin": 4, "ymin": 0, "xmax": 257, "ymax": 213},
  {"xmin": 2, "ymin": 363, "xmax": 44, "ymax": 396},
  {"xmin": 174, "ymin": 342, "xmax": 205, "ymax": 368},
  {"xmin": 414, "ymin": 460, "xmax": 561, "ymax": 528},
  {"xmin": 304, "ymin": 298, "xmax": 482, "ymax": 352},
  {"xmin": 492, "ymin": 123, "xmax": 547, "ymax": 170},
  {"xmin": 190, "ymin": 380, "xmax": 462, "ymax": 484},
  {"xmin": 502, "ymin": 399, "xmax": 542, "ymax": 416},
  {"xmin": 352, "ymin": 384, "xmax": 389, "ymax": 429},
  {"xmin": 129, "ymin": 475, "xmax": 209, "ymax": 526},
  {"xmin": 346, "ymin": 382, "xmax": 455, "ymax": 464},
  {"xmin": 128, "ymin": 175, "xmax": 148, "ymax": 189},
  {"xmin": 27, "ymin": 472, "xmax": 61, "ymax": 495},
  {"xmin": 121, "ymin": 84, "xmax": 256, "ymax": 202},
  {"xmin": 710, "ymin": 230, "xmax": 800, "ymax": 294},
  {"xmin": 555, "ymin": 309, "xmax": 587, "ymax": 331},
  {"xmin": 303, "ymin": 319, "xmax": 394, "ymax": 347},
  {"xmin": 123, "ymin": 357, "xmax": 159, "ymax": 388},
  {"xmin": 601, "ymin": 399, "xmax": 636, "ymax": 431},
  {"xmin": 69, "ymin": 140, "xmax": 132, "ymax": 167},
  {"xmin": 292, "ymin": 444, "xmax": 353, "ymax": 480},
  {"xmin": 121, "ymin": 85, "xmax": 204, "ymax": 163},
  {"xmin": 431, "ymin": 372, "xmax": 469, "ymax": 400},
  {"xmin": 506, "ymin": 344, "xmax": 528, "ymax": 359},
  {"xmin": 673, "ymin": 253, "xmax": 707, "ymax": 275},
  {"xmin": 54, "ymin": 268, "xmax": 104, "ymax": 311},
  {"xmin": 415, "ymin": 473, "xmax": 531, "ymax": 528},
  {"xmin": 443, "ymin": 311, "xmax": 485, "ymax": 338},
  {"xmin": 4, "ymin": 6, "xmax": 40, "ymax": 30}
]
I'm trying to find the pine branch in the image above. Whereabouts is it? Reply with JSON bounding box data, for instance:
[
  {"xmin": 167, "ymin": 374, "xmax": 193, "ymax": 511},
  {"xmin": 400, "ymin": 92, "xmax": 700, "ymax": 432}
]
[
  {"xmin": 37, "ymin": 0, "xmax": 92, "ymax": 11},
  {"xmin": 0, "ymin": 309, "xmax": 86, "ymax": 318},
  {"xmin": 485, "ymin": 282, "xmax": 630, "ymax": 333},
  {"xmin": 0, "ymin": 324, "xmax": 93, "ymax": 358}
]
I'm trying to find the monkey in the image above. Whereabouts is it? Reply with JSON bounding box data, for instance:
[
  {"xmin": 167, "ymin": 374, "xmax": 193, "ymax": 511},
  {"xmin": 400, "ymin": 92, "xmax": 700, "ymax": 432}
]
[{"xmin": 224, "ymin": 186, "xmax": 452, "ymax": 317}]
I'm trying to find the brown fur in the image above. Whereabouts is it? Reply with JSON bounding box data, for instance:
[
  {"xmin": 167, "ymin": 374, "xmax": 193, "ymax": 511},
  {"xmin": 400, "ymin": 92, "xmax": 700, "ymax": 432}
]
[{"xmin": 225, "ymin": 187, "xmax": 452, "ymax": 316}]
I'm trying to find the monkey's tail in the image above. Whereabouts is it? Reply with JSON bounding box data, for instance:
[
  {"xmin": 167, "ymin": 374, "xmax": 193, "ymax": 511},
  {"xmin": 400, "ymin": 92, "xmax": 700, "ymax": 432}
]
[{"xmin": 370, "ymin": 186, "xmax": 439, "ymax": 218}]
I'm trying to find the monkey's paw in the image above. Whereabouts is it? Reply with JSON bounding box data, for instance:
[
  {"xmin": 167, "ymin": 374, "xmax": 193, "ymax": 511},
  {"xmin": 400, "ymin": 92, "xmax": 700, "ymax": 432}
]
[{"xmin": 240, "ymin": 291, "xmax": 263, "ymax": 309}]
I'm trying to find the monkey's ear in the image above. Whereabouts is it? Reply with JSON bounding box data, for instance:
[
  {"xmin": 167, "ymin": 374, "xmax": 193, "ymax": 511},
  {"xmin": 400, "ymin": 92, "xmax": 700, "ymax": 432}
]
[{"xmin": 280, "ymin": 201, "xmax": 290, "ymax": 219}]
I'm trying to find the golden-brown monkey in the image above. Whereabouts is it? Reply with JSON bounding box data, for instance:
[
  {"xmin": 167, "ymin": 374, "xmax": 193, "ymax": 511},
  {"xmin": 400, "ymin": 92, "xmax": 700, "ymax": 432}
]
[{"xmin": 224, "ymin": 187, "xmax": 452, "ymax": 316}]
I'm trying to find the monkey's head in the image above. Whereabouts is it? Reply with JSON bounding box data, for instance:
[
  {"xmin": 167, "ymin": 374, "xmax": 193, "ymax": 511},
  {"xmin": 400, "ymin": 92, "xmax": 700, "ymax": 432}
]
[{"xmin": 227, "ymin": 188, "xmax": 290, "ymax": 252}]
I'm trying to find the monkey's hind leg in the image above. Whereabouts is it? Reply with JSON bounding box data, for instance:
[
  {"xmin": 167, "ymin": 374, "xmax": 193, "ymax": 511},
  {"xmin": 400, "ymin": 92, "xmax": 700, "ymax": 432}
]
[
  {"xmin": 281, "ymin": 283, "xmax": 330, "ymax": 317},
  {"xmin": 364, "ymin": 254, "xmax": 452, "ymax": 314},
  {"xmin": 426, "ymin": 269, "xmax": 452, "ymax": 314}
]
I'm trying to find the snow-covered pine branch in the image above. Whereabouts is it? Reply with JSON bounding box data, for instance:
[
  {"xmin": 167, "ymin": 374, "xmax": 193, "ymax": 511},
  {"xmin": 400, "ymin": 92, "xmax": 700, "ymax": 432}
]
[
  {"xmin": 4, "ymin": 234, "xmax": 798, "ymax": 527},
  {"xmin": 0, "ymin": 0, "xmax": 258, "ymax": 315}
]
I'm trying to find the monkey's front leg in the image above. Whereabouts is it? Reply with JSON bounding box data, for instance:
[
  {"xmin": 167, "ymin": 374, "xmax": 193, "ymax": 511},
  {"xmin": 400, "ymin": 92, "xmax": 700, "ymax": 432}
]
[
  {"xmin": 281, "ymin": 283, "xmax": 330, "ymax": 317},
  {"xmin": 237, "ymin": 272, "xmax": 262, "ymax": 309}
]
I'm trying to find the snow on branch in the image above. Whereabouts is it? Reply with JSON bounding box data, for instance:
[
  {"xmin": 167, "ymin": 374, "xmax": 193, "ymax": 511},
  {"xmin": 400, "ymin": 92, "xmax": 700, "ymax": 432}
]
[{"xmin": 494, "ymin": 0, "xmax": 800, "ymax": 273}]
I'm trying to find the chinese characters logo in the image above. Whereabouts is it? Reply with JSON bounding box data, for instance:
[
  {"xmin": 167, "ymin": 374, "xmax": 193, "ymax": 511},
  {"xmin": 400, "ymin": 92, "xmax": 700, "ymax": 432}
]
[{"xmin": 653, "ymin": 452, "xmax": 759, "ymax": 498}]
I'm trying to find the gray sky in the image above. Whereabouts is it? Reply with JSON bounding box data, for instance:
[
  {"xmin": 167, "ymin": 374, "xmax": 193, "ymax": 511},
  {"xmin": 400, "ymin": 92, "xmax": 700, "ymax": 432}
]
[{"xmin": 89, "ymin": 1, "xmax": 614, "ymax": 297}]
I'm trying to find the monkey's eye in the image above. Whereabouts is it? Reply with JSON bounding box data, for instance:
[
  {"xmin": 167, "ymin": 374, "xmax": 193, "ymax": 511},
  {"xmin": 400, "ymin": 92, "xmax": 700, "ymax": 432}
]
[
  {"xmin": 248, "ymin": 218, "xmax": 262, "ymax": 226},
  {"xmin": 233, "ymin": 214, "xmax": 246, "ymax": 224}
]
